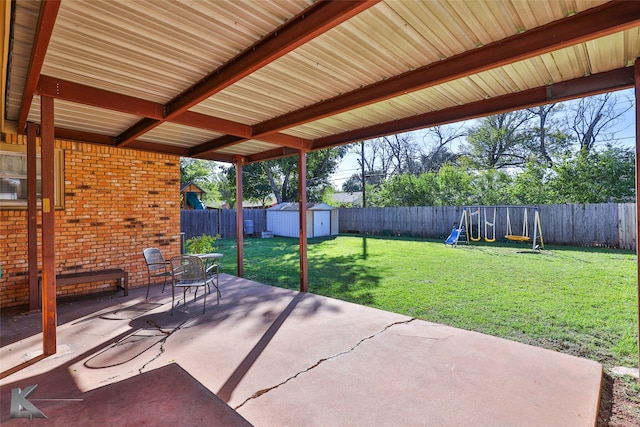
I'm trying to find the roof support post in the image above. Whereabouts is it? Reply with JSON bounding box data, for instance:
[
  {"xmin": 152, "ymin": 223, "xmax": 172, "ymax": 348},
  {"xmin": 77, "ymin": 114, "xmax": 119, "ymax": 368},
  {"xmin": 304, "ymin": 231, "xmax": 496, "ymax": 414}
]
[
  {"xmin": 635, "ymin": 56, "xmax": 640, "ymax": 377},
  {"xmin": 234, "ymin": 156, "xmax": 246, "ymax": 278},
  {"xmin": 298, "ymin": 150, "xmax": 308, "ymax": 293},
  {"xmin": 40, "ymin": 95, "xmax": 56, "ymax": 356},
  {"xmin": 26, "ymin": 122, "xmax": 39, "ymax": 311}
]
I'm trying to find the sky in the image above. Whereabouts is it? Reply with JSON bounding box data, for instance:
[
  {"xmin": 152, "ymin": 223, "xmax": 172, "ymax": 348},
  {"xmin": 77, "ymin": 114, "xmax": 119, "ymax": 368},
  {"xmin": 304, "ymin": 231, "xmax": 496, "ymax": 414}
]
[{"xmin": 329, "ymin": 88, "xmax": 637, "ymax": 191}]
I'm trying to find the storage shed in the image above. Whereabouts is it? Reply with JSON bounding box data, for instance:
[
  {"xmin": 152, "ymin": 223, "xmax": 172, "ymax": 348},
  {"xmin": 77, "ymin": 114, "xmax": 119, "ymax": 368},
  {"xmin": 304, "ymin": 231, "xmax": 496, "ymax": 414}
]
[{"xmin": 267, "ymin": 203, "xmax": 339, "ymax": 238}]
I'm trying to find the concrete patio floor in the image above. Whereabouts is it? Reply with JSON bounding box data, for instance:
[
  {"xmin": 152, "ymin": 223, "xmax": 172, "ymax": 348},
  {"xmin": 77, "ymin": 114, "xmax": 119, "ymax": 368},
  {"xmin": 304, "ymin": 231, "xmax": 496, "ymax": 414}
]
[{"xmin": 1, "ymin": 274, "xmax": 602, "ymax": 426}]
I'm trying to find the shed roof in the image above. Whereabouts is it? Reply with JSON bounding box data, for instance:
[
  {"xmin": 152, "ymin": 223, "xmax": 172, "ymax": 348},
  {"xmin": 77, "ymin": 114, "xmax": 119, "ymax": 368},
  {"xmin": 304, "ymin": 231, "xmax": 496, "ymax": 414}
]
[
  {"xmin": 2, "ymin": 1, "xmax": 638, "ymax": 163},
  {"xmin": 268, "ymin": 202, "xmax": 337, "ymax": 211}
]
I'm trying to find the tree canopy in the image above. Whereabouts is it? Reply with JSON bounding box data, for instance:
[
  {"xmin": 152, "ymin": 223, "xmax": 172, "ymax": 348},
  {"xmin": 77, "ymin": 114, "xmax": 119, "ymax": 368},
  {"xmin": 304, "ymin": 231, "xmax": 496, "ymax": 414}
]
[{"xmin": 355, "ymin": 91, "xmax": 634, "ymax": 207}]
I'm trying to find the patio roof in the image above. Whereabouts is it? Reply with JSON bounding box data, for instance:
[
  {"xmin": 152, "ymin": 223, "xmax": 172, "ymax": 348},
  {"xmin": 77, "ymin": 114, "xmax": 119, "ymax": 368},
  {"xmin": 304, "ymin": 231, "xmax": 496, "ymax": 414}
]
[
  {"xmin": 1, "ymin": 0, "xmax": 638, "ymax": 397},
  {"xmin": 2, "ymin": 0, "xmax": 639, "ymax": 163}
]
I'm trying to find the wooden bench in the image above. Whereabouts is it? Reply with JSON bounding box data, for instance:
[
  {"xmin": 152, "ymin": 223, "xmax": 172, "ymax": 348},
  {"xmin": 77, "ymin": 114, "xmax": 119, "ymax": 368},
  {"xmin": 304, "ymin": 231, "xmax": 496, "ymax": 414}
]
[{"xmin": 39, "ymin": 268, "xmax": 128, "ymax": 299}]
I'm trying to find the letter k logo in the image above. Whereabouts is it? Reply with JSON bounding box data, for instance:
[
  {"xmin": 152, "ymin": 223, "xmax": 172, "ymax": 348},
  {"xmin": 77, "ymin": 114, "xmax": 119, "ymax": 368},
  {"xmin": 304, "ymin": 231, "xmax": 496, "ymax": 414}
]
[{"xmin": 10, "ymin": 385, "xmax": 47, "ymax": 419}]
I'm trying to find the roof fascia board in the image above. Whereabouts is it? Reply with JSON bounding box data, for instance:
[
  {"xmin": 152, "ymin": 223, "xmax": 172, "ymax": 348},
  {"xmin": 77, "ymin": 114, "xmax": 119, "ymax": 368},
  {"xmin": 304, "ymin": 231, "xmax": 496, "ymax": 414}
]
[
  {"xmin": 17, "ymin": 0, "xmax": 61, "ymax": 133},
  {"xmin": 252, "ymin": 1, "xmax": 640, "ymax": 137},
  {"xmin": 115, "ymin": 0, "xmax": 378, "ymax": 147},
  {"xmin": 312, "ymin": 67, "xmax": 635, "ymax": 150}
]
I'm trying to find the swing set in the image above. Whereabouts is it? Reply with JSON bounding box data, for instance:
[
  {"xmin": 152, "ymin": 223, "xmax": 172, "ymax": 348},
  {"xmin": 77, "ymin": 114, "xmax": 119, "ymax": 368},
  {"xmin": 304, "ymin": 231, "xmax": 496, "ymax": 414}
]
[
  {"xmin": 505, "ymin": 206, "xmax": 544, "ymax": 251},
  {"xmin": 445, "ymin": 205, "xmax": 543, "ymax": 252}
]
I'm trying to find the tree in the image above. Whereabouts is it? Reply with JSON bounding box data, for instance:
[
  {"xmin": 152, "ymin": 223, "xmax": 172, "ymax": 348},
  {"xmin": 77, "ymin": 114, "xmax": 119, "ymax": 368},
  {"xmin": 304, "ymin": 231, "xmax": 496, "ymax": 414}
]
[
  {"xmin": 341, "ymin": 169, "xmax": 386, "ymax": 192},
  {"xmin": 374, "ymin": 173, "xmax": 438, "ymax": 207},
  {"xmin": 434, "ymin": 164, "xmax": 474, "ymax": 206},
  {"xmin": 527, "ymin": 104, "xmax": 573, "ymax": 167},
  {"xmin": 471, "ymin": 168, "xmax": 515, "ymax": 206},
  {"xmin": 420, "ymin": 125, "xmax": 464, "ymax": 172},
  {"xmin": 341, "ymin": 174, "xmax": 362, "ymax": 193},
  {"xmin": 550, "ymin": 146, "xmax": 635, "ymax": 203},
  {"xmin": 463, "ymin": 111, "xmax": 533, "ymax": 169},
  {"xmin": 224, "ymin": 147, "xmax": 346, "ymax": 205},
  {"xmin": 510, "ymin": 158, "xmax": 551, "ymax": 205},
  {"xmin": 567, "ymin": 92, "xmax": 632, "ymax": 154}
]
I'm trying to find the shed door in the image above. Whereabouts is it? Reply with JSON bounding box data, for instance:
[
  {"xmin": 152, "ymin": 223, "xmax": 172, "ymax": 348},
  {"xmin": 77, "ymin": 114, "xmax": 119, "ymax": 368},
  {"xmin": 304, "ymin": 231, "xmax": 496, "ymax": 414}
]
[{"xmin": 313, "ymin": 211, "xmax": 331, "ymax": 237}]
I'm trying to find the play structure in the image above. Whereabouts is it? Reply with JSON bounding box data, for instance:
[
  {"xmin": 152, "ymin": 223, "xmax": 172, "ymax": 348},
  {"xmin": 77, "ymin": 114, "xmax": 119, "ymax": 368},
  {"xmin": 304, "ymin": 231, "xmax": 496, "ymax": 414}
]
[
  {"xmin": 180, "ymin": 182, "xmax": 207, "ymax": 210},
  {"xmin": 445, "ymin": 206, "xmax": 543, "ymax": 251},
  {"xmin": 445, "ymin": 209, "xmax": 470, "ymax": 247},
  {"xmin": 505, "ymin": 206, "xmax": 544, "ymax": 251}
]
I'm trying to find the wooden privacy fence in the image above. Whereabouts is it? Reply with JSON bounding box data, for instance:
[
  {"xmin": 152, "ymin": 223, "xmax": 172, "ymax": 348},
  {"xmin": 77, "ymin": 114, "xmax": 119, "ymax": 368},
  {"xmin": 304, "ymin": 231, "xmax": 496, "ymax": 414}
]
[
  {"xmin": 338, "ymin": 204, "xmax": 637, "ymax": 250},
  {"xmin": 181, "ymin": 204, "xmax": 637, "ymax": 250},
  {"xmin": 180, "ymin": 209, "xmax": 266, "ymax": 240}
]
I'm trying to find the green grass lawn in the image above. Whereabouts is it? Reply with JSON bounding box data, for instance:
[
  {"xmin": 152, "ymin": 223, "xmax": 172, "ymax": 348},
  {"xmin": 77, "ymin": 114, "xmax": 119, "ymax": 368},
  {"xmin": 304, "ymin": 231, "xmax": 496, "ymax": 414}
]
[{"xmin": 214, "ymin": 235, "xmax": 638, "ymax": 368}]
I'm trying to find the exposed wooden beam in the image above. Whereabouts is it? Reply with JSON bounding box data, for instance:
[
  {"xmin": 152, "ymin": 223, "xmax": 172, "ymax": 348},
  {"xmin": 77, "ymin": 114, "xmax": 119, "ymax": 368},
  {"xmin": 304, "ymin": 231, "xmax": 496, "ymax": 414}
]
[
  {"xmin": 17, "ymin": 0, "xmax": 61, "ymax": 133},
  {"xmin": 253, "ymin": 1, "xmax": 640, "ymax": 137},
  {"xmin": 187, "ymin": 151, "xmax": 236, "ymax": 163},
  {"xmin": 172, "ymin": 111, "xmax": 252, "ymax": 138},
  {"xmin": 246, "ymin": 147, "xmax": 299, "ymax": 164},
  {"xmin": 37, "ymin": 76, "xmax": 164, "ymax": 119},
  {"xmin": 53, "ymin": 127, "xmax": 116, "ymax": 146},
  {"xmin": 312, "ymin": 67, "xmax": 635, "ymax": 150},
  {"xmin": 125, "ymin": 141, "xmax": 191, "ymax": 157},
  {"xmin": 190, "ymin": 131, "xmax": 312, "ymax": 158},
  {"xmin": 190, "ymin": 135, "xmax": 247, "ymax": 158},
  {"xmin": 36, "ymin": 78, "xmax": 305, "ymax": 150},
  {"xmin": 259, "ymin": 133, "xmax": 311, "ymax": 150},
  {"xmin": 115, "ymin": 0, "xmax": 379, "ymax": 147},
  {"xmin": 53, "ymin": 126, "xmax": 192, "ymax": 157}
]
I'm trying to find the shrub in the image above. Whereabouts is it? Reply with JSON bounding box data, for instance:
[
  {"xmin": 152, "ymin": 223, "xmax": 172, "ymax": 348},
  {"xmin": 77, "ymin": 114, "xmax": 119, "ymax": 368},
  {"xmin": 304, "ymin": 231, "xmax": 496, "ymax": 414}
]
[{"xmin": 185, "ymin": 234, "xmax": 219, "ymax": 254}]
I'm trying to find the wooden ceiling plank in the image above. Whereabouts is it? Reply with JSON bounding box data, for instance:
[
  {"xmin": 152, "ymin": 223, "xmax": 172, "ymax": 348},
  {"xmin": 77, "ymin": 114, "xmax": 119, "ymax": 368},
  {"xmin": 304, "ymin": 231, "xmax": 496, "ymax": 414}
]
[
  {"xmin": 115, "ymin": 0, "xmax": 379, "ymax": 147},
  {"xmin": 252, "ymin": 1, "xmax": 640, "ymax": 137},
  {"xmin": 312, "ymin": 67, "xmax": 635, "ymax": 150},
  {"xmin": 17, "ymin": 0, "xmax": 61, "ymax": 133},
  {"xmin": 36, "ymin": 76, "xmax": 164, "ymax": 119}
]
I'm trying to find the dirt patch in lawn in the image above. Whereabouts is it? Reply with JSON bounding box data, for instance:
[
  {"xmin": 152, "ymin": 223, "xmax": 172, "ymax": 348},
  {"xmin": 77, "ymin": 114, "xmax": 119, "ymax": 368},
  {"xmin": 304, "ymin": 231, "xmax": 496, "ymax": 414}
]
[{"xmin": 598, "ymin": 372, "xmax": 640, "ymax": 427}]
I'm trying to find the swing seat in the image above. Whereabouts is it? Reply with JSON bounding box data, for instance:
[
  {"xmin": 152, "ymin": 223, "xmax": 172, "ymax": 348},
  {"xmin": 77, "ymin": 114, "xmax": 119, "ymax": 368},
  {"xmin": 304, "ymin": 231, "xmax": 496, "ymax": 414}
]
[{"xmin": 505, "ymin": 235, "xmax": 530, "ymax": 242}]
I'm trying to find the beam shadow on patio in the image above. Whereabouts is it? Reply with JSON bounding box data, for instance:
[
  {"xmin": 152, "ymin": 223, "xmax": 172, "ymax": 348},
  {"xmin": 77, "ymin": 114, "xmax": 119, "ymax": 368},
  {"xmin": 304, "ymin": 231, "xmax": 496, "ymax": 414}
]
[{"xmin": 1, "ymin": 274, "xmax": 602, "ymax": 426}]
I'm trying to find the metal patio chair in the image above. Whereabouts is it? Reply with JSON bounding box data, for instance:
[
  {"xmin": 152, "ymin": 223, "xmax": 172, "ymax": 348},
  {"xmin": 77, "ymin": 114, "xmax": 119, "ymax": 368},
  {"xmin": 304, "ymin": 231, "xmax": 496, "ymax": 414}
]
[
  {"xmin": 143, "ymin": 248, "xmax": 171, "ymax": 299},
  {"xmin": 170, "ymin": 255, "xmax": 221, "ymax": 315}
]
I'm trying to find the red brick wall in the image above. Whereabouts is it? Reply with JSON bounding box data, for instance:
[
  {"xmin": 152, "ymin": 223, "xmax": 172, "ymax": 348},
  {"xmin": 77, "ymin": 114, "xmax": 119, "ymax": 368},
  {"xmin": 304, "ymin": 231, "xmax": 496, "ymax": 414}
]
[{"xmin": 0, "ymin": 134, "xmax": 182, "ymax": 308}]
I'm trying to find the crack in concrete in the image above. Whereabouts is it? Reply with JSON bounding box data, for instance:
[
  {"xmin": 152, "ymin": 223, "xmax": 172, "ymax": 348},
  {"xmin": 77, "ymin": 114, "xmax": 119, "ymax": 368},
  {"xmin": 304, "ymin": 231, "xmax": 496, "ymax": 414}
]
[
  {"xmin": 234, "ymin": 318, "xmax": 415, "ymax": 410},
  {"xmin": 138, "ymin": 319, "xmax": 189, "ymax": 374},
  {"xmin": 396, "ymin": 333, "xmax": 453, "ymax": 341}
]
